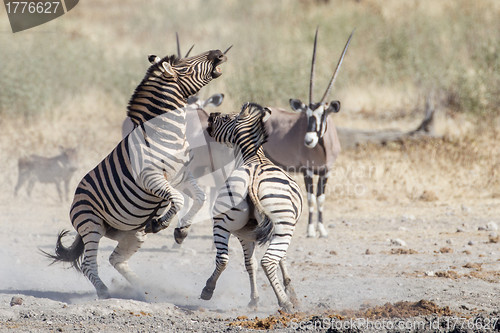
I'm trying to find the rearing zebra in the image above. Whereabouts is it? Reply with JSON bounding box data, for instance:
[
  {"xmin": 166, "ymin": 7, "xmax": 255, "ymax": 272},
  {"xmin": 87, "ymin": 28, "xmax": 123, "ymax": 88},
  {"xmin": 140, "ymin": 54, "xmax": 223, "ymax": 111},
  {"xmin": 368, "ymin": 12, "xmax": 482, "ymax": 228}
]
[
  {"xmin": 43, "ymin": 48, "xmax": 228, "ymax": 299},
  {"xmin": 200, "ymin": 103, "xmax": 303, "ymax": 311}
]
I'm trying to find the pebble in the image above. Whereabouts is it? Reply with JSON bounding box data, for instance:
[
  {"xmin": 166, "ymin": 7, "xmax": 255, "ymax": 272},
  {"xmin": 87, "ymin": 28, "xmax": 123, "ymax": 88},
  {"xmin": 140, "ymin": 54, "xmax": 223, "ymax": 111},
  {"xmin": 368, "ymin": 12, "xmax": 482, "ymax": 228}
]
[
  {"xmin": 401, "ymin": 214, "xmax": 416, "ymax": 222},
  {"xmin": 425, "ymin": 271, "xmax": 435, "ymax": 277},
  {"xmin": 327, "ymin": 223, "xmax": 336, "ymax": 229},
  {"xmin": 487, "ymin": 222, "xmax": 498, "ymax": 231},
  {"xmin": 468, "ymin": 240, "xmax": 475, "ymax": 246},
  {"xmin": 456, "ymin": 226, "xmax": 465, "ymax": 233},
  {"xmin": 391, "ymin": 238, "xmax": 407, "ymax": 247},
  {"xmin": 10, "ymin": 296, "xmax": 23, "ymax": 306},
  {"xmin": 461, "ymin": 204, "xmax": 471, "ymax": 213}
]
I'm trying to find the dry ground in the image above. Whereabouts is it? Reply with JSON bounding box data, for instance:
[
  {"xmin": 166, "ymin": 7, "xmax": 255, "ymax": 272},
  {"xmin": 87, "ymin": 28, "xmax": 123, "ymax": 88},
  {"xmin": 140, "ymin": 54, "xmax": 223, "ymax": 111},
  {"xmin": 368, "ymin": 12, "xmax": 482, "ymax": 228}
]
[{"xmin": 0, "ymin": 110, "xmax": 499, "ymax": 332}]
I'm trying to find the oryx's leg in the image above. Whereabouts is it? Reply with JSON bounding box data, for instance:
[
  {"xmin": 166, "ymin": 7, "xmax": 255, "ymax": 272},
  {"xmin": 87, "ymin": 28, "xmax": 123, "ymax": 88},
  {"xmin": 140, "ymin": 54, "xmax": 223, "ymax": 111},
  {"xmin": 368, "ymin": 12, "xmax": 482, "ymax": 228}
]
[
  {"xmin": 261, "ymin": 232, "xmax": 295, "ymax": 312},
  {"xmin": 200, "ymin": 223, "xmax": 231, "ymax": 301},
  {"xmin": 175, "ymin": 172, "xmax": 206, "ymax": 244},
  {"xmin": 279, "ymin": 257, "xmax": 299, "ymax": 307},
  {"xmin": 74, "ymin": 214, "xmax": 110, "ymax": 299},
  {"xmin": 316, "ymin": 171, "xmax": 329, "ymax": 238},
  {"xmin": 303, "ymin": 170, "xmax": 316, "ymax": 237},
  {"xmin": 107, "ymin": 229, "xmax": 147, "ymax": 288},
  {"xmin": 237, "ymin": 236, "xmax": 259, "ymax": 308}
]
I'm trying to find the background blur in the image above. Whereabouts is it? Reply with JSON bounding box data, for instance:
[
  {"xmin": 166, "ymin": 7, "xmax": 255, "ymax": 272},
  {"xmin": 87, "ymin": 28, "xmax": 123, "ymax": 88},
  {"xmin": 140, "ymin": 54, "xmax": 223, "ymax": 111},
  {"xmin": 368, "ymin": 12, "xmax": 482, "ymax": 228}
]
[{"xmin": 1, "ymin": 0, "xmax": 499, "ymax": 204}]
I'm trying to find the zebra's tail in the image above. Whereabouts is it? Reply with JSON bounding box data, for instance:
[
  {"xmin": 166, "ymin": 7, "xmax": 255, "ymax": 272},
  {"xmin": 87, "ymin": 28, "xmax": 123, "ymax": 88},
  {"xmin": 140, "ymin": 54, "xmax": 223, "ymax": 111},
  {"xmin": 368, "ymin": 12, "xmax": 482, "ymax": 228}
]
[
  {"xmin": 248, "ymin": 180, "xmax": 275, "ymax": 245},
  {"xmin": 254, "ymin": 215, "xmax": 274, "ymax": 245},
  {"xmin": 41, "ymin": 230, "xmax": 84, "ymax": 272}
]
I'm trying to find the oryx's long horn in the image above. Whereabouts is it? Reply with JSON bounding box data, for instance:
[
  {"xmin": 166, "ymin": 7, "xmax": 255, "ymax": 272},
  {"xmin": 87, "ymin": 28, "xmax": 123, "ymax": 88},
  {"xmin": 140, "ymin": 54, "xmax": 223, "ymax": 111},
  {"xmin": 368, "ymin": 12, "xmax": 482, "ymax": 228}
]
[
  {"xmin": 309, "ymin": 27, "xmax": 319, "ymax": 106},
  {"xmin": 176, "ymin": 32, "xmax": 182, "ymax": 58},
  {"xmin": 224, "ymin": 45, "xmax": 233, "ymax": 54},
  {"xmin": 185, "ymin": 44, "xmax": 195, "ymax": 57},
  {"xmin": 320, "ymin": 29, "xmax": 355, "ymax": 104}
]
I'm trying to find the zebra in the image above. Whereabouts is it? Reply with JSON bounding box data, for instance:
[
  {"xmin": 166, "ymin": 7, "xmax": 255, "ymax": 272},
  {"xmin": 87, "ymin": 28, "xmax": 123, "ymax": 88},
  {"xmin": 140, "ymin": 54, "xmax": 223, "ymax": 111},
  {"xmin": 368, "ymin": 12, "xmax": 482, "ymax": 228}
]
[
  {"xmin": 200, "ymin": 103, "xmax": 303, "ymax": 311},
  {"xmin": 14, "ymin": 147, "xmax": 78, "ymax": 202},
  {"xmin": 43, "ymin": 48, "xmax": 228, "ymax": 299}
]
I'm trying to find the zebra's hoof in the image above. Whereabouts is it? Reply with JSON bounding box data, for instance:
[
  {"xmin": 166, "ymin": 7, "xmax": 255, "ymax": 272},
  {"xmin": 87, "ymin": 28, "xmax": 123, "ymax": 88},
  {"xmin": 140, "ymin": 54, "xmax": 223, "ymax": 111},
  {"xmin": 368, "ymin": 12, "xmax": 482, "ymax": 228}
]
[
  {"xmin": 174, "ymin": 227, "xmax": 189, "ymax": 244},
  {"xmin": 248, "ymin": 297, "xmax": 259, "ymax": 309},
  {"xmin": 279, "ymin": 301, "xmax": 294, "ymax": 313},
  {"xmin": 200, "ymin": 286, "xmax": 214, "ymax": 300},
  {"xmin": 144, "ymin": 222, "xmax": 154, "ymax": 234},
  {"xmin": 97, "ymin": 289, "xmax": 111, "ymax": 300},
  {"xmin": 144, "ymin": 220, "xmax": 164, "ymax": 234}
]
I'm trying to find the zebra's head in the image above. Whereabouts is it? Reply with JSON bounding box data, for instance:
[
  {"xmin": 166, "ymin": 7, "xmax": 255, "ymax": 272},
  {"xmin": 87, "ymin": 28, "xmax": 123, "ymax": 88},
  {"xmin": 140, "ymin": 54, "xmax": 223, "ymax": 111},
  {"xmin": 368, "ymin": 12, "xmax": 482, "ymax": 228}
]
[
  {"xmin": 207, "ymin": 103, "xmax": 272, "ymax": 150},
  {"xmin": 147, "ymin": 49, "xmax": 228, "ymax": 97},
  {"xmin": 289, "ymin": 28, "xmax": 353, "ymax": 149}
]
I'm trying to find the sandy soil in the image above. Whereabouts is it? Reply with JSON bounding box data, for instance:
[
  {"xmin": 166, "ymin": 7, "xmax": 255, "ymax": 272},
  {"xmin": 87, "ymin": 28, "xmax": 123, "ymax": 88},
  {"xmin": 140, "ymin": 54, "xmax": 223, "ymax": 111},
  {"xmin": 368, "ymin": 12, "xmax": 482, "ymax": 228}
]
[{"xmin": 1, "ymin": 131, "xmax": 499, "ymax": 332}]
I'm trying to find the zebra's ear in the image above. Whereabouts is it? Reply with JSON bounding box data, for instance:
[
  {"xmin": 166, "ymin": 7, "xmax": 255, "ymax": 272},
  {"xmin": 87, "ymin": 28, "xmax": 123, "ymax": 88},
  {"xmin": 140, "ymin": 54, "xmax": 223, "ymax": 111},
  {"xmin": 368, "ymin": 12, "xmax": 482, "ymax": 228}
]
[
  {"xmin": 326, "ymin": 100, "xmax": 341, "ymax": 114},
  {"xmin": 204, "ymin": 93, "xmax": 224, "ymax": 108},
  {"xmin": 239, "ymin": 102, "xmax": 251, "ymax": 117},
  {"xmin": 289, "ymin": 99, "xmax": 306, "ymax": 113},
  {"xmin": 263, "ymin": 107, "xmax": 272, "ymax": 122},
  {"xmin": 161, "ymin": 62, "xmax": 176, "ymax": 78},
  {"xmin": 148, "ymin": 55, "xmax": 161, "ymax": 64}
]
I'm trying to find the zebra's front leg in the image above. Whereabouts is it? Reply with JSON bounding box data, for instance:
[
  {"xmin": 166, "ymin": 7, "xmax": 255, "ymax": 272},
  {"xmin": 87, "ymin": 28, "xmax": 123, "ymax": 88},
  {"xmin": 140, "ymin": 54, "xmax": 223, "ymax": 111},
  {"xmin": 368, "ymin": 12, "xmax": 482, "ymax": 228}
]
[
  {"xmin": 279, "ymin": 257, "xmax": 299, "ymax": 307},
  {"xmin": 144, "ymin": 187, "xmax": 184, "ymax": 234},
  {"xmin": 316, "ymin": 172, "xmax": 329, "ymax": 238},
  {"xmin": 238, "ymin": 236, "xmax": 259, "ymax": 309},
  {"xmin": 201, "ymin": 224, "xmax": 230, "ymax": 301},
  {"xmin": 175, "ymin": 173, "xmax": 206, "ymax": 244},
  {"xmin": 303, "ymin": 170, "xmax": 316, "ymax": 237}
]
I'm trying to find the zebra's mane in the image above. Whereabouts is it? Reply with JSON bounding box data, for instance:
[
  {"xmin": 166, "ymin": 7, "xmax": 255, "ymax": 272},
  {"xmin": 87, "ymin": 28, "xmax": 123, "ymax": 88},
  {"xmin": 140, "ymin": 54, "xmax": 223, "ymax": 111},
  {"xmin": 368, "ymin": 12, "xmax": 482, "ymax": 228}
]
[{"xmin": 126, "ymin": 54, "xmax": 186, "ymax": 125}]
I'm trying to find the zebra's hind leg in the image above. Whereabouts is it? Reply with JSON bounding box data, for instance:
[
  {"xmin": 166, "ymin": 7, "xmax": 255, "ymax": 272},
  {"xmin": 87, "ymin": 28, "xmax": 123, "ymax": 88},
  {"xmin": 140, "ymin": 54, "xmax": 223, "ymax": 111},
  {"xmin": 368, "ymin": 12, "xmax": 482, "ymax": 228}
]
[
  {"xmin": 279, "ymin": 257, "xmax": 299, "ymax": 307},
  {"xmin": 200, "ymin": 225, "xmax": 230, "ymax": 301},
  {"xmin": 237, "ymin": 236, "xmax": 259, "ymax": 309},
  {"xmin": 261, "ymin": 234, "xmax": 294, "ymax": 312},
  {"xmin": 107, "ymin": 229, "xmax": 147, "ymax": 293},
  {"xmin": 175, "ymin": 173, "xmax": 206, "ymax": 244},
  {"xmin": 76, "ymin": 217, "xmax": 109, "ymax": 299}
]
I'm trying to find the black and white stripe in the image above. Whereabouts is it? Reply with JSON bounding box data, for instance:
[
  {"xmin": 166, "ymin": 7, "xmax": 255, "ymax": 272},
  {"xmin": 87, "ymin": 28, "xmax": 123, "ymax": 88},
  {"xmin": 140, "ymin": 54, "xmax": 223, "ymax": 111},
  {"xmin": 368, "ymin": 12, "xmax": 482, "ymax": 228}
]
[
  {"xmin": 44, "ymin": 49, "xmax": 227, "ymax": 299},
  {"xmin": 200, "ymin": 103, "xmax": 303, "ymax": 311}
]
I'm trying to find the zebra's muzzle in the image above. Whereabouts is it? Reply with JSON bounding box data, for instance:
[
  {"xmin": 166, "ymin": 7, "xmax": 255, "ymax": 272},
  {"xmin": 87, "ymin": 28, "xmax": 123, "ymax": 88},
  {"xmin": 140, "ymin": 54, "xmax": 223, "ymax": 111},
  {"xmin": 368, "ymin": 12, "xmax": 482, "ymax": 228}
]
[{"xmin": 209, "ymin": 50, "xmax": 227, "ymax": 79}]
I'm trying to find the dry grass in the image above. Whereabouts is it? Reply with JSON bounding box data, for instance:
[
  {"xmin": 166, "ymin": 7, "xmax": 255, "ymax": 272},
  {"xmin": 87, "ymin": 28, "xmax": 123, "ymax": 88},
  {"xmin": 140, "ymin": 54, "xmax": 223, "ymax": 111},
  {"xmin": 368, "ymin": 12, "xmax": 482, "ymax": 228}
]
[{"xmin": 0, "ymin": 0, "xmax": 499, "ymax": 205}]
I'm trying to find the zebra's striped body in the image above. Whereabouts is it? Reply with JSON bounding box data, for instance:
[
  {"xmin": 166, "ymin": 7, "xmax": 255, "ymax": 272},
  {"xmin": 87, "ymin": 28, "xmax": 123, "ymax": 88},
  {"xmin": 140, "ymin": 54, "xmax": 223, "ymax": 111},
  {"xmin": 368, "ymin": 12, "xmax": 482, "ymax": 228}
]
[
  {"xmin": 200, "ymin": 103, "xmax": 303, "ymax": 311},
  {"xmin": 45, "ymin": 49, "xmax": 227, "ymax": 299}
]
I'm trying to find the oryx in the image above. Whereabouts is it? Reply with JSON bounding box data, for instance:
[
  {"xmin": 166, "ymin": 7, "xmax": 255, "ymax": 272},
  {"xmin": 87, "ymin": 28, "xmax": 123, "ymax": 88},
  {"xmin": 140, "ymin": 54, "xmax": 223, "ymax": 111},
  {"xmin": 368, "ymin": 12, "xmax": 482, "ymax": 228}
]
[{"xmin": 264, "ymin": 28, "xmax": 354, "ymax": 238}]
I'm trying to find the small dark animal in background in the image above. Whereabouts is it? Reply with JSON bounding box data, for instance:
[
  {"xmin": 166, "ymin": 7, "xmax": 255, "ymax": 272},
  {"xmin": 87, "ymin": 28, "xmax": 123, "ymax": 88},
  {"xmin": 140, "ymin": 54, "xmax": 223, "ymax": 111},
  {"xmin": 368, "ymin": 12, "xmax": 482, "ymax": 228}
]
[{"xmin": 14, "ymin": 147, "xmax": 78, "ymax": 201}]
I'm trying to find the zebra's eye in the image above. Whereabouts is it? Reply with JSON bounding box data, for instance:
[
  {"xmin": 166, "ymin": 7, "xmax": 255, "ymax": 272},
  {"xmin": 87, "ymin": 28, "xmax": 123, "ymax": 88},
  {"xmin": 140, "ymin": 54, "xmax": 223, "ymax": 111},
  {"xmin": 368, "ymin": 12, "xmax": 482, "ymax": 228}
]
[{"xmin": 177, "ymin": 68, "xmax": 188, "ymax": 74}]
